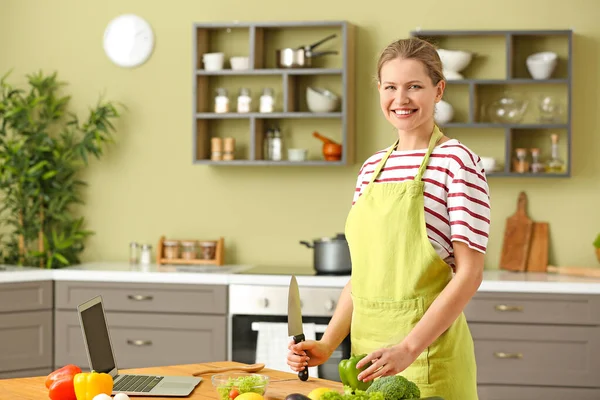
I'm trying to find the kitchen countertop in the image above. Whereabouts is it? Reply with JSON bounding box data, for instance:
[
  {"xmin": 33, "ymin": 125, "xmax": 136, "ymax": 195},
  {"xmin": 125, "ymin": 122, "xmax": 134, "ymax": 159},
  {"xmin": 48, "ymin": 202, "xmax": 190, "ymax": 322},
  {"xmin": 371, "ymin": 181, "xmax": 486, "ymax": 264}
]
[
  {"xmin": 1, "ymin": 361, "xmax": 344, "ymax": 400},
  {"xmin": 2, "ymin": 261, "xmax": 600, "ymax": 294}
]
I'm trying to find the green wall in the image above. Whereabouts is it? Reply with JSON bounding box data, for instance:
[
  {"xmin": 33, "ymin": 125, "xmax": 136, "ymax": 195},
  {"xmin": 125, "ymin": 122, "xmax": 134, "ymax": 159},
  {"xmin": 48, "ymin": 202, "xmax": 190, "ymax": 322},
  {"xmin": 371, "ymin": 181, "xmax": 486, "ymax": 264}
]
[{"xmin": 1, "ymin": 0, "xmax": 599, "ymax": 269}]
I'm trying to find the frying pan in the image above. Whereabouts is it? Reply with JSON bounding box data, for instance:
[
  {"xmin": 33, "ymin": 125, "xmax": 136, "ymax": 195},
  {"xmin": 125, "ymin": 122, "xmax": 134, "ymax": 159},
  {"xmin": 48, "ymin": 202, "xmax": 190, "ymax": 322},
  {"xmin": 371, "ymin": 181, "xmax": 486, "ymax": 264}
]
[{"xmin": 276, "ymin": 33, "xmax": 338, "ymax": 68}]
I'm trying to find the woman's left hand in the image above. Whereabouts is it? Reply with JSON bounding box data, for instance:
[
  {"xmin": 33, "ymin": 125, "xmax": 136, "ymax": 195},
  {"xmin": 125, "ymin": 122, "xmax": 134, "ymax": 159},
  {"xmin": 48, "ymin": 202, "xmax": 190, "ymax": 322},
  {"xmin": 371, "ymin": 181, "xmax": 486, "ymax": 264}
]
[{"xmin": 355, "ymin": 342, "xmax": 417, "ymax": 382}]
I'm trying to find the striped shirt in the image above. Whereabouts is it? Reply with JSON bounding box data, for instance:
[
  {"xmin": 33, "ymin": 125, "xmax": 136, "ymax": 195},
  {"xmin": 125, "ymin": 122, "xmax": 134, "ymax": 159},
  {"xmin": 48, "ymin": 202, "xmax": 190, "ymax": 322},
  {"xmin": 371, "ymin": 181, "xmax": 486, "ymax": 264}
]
[{"xmin": 352, "ymin": 139, "xmax": 491, "ymax": 269}]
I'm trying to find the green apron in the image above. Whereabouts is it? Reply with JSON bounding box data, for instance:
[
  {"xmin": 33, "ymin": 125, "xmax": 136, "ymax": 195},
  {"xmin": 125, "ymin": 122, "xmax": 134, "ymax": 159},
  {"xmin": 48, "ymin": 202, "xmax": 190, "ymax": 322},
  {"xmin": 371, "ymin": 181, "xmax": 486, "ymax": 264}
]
[{"xmin": 344, "ymin": 125, "xmax": 478, "ymax": 400}]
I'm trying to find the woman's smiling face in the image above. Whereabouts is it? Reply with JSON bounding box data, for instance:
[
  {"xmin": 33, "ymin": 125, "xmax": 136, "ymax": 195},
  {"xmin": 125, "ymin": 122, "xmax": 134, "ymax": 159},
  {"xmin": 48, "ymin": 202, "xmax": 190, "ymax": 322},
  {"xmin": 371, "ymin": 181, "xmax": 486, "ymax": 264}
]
[{"xmin": 378, "ymin": 57, "xmax": 445, "ymax": 133}]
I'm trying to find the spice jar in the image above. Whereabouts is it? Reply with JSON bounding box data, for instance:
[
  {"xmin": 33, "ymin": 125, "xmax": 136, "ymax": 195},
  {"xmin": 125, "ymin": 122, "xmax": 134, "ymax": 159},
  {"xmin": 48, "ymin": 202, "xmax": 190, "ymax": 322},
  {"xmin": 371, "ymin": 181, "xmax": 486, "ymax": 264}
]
[
  {"xmin": 198, "ymin": 241, "xmax": 217, "ymax": 260},
  {"xmin": 211, "ymin": 137, "xmax": 223, "ymax": 161},
  {"xmin": 181, "ymin": 241, "xmax": 198, "ymax": 260},
  {"xmin": 530, "ymin": 148, "xmax": 544, "ymax": 173},
  {"xmin": 259, "ymin": 88, "xmax": 275, "ymax": 113},
  {"xmin": 129, "ymin": 242, "xmax": 139, "ymax": 265},
  {"xmin": 513, "ymin": 148, "xmax": 529, "ymax": 173},
  {"xmin": 163, "ymin": 240, "xmax": 180, "ymax": 260},
  {"xmin": 237, "ymin": 88, "xmax": 251, "ymax": 113},
  {"xmin": 223, "ymin": 137, "xmax": 235, "ymax": 161},
  {"xmin": 214, "ymin": 88, "xmax": 229, "ymax": 113}
]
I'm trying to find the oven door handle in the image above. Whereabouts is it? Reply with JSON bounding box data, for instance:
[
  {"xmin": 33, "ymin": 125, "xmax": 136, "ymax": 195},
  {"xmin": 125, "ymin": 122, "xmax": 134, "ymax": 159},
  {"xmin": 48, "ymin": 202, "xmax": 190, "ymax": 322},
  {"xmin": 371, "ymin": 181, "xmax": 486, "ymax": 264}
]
[{"xmin": 251, "ymin": 322, "xmax": 328, "ymax": 333}]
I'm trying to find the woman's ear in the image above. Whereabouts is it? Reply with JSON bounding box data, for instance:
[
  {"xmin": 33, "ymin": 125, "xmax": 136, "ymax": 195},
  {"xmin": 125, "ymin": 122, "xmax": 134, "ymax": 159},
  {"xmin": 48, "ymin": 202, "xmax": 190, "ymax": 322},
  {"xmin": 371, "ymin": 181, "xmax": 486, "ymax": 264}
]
[{"xmin": 435, "ymin": 80, "xmax": 446, "ymax": 102}]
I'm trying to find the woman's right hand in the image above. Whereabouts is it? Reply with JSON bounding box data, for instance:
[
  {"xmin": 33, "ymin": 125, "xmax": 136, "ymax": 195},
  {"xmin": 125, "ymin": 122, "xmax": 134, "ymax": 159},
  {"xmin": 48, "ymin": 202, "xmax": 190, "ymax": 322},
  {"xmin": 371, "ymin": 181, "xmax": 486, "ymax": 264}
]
[{"xmin": 286, "ymin": 339, "xmax": 333, "ymax": 372}]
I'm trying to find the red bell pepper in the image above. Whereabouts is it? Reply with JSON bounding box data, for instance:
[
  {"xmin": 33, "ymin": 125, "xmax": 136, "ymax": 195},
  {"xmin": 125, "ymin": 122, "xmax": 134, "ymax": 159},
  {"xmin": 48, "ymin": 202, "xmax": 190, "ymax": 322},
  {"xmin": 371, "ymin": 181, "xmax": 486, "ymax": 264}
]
[{"xmin": 45, "ymin": 364, "xmax": 82, "ymax": 400}]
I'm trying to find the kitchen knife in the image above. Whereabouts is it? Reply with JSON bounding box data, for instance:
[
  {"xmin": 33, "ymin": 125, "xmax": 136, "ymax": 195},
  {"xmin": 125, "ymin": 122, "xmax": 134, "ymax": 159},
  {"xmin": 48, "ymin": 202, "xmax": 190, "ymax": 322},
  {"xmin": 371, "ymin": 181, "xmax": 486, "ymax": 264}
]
[{"xmin": 287, "ymin": 274, "xmax": 309, "ymax": 381}]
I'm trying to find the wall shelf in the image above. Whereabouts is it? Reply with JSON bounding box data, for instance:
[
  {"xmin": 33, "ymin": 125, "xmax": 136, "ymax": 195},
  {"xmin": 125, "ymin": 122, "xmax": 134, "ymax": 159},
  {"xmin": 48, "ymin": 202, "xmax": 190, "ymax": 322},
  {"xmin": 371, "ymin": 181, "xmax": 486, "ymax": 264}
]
[
  {"xmin": 411, "ymin": 29, "xmax": 573, "ymax": 177},
  {"xmin": 193, "ymin": 21, "xmax": 355, "ymax": 165}
]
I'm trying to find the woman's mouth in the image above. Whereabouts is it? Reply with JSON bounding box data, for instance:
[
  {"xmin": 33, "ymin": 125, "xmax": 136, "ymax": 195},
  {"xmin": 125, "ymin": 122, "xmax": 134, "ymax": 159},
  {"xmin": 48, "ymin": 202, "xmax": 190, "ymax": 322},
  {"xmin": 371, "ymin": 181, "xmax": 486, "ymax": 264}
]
[{"xmin": 391, "ymin": 108, "xmax": 418, "ymax": 118}]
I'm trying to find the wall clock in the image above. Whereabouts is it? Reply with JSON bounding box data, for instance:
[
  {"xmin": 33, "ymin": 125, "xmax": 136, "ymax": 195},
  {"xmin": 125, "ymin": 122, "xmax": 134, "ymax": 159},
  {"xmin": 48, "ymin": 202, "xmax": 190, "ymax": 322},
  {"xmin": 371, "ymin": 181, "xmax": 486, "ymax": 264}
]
[{"xmin": 103, "ymin": 14, "xmax": 155, "ymax": 68}]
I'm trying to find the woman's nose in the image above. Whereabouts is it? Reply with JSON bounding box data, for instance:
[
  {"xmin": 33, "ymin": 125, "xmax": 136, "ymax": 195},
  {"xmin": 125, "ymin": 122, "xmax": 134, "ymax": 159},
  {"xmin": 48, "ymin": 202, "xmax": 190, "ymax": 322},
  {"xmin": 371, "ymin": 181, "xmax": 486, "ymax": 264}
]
[{"xmin": 393, "ymin": 89, "xmax": 409, "ymax": 105}]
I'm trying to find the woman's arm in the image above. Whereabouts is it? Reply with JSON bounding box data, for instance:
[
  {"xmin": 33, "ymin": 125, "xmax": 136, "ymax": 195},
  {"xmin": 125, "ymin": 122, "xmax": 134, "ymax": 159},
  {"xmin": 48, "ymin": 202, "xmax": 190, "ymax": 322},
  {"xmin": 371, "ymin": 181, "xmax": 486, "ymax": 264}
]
[
  {"xmin": 356, "ymin": 242, "xmax": 484, "ymax": 381},
  {"xmin": 321, "ymin": 280, "xmax": 353, "ymax": 351}
]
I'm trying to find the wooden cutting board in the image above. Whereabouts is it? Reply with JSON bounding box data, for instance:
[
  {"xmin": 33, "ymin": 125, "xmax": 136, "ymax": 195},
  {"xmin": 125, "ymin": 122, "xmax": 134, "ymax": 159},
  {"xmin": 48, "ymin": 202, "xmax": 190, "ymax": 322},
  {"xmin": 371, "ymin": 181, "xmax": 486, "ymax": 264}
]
[
  {"xmin": 526, "ymin": 222, "xmax": 549, "ymax": 272},
  {"xmin": 547, "ymin": 265, "xmax": 600, "ymax": 278},
  {"xmin": 500, "ymin": 192, "xmax": 534, "ymax": 272}
]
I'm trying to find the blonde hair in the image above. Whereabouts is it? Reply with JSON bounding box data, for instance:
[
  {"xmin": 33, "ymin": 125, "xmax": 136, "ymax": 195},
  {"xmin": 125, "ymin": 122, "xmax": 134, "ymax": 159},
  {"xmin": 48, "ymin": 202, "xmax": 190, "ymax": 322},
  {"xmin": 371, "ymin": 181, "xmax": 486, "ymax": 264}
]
[{"xmin": 376, "ymin": 37, "xmax": 444, "ymax": 85}]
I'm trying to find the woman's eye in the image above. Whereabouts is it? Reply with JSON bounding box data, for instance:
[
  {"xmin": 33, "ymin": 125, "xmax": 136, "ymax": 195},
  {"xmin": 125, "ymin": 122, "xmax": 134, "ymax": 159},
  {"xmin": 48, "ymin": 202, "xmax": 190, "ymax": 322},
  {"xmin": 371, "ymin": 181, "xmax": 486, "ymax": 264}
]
[
  {"xmin": 409, "ymin": 85, "xmax": 422, "ymax": 89},
  {"xmin": 385, "ymin": 86, "xmax": 395, "ymax": 90}
]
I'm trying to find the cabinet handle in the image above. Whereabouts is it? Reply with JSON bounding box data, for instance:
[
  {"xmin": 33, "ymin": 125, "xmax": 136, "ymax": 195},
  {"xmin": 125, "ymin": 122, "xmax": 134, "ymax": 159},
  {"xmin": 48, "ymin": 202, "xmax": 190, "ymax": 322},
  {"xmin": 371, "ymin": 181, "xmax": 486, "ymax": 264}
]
[
  {"xmin": 127, "ymin": 295, "xmax": 153, "ymax": 301},
  {"xmin": 495, "ymin": 304, "xmax": 523, "ymax": 312},
  {"xmin": 127, "ymin": 339, "xmax": 152, "ymax": 346},
  {"xmin": 494, "ymin": 352, "xmax": 523, "ymax": 359}
]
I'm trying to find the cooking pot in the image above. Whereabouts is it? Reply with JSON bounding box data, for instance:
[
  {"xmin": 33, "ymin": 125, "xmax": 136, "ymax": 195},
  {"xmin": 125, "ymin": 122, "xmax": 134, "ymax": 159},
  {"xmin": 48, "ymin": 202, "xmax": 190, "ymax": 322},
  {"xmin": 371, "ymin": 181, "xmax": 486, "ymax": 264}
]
[
  {"xmin": 300, "ymin": 233, "xmax": 351, "ymax": 275},
  {"xmin": 276, "ymin": 34, "xmax": 339, "ymax": 68}
]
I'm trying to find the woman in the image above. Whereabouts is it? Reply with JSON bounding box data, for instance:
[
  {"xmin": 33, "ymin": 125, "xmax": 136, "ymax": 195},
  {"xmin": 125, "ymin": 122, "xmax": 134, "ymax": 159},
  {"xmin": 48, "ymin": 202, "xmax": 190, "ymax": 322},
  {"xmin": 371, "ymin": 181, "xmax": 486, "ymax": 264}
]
[{"xmin": 286, "ymin": 37, "xmax": 491, "ymax": 400}]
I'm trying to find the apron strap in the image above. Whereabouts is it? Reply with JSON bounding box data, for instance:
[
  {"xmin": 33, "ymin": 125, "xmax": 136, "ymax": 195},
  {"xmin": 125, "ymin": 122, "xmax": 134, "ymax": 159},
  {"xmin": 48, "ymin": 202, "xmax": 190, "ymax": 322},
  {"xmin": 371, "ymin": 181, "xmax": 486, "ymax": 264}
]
[
  {"xmin": 414, "ymin": 125, "xmax": 443, "ymax": 182},
  {"xmin": 368, "ymin": 141, "xmax": 397, "ymax": 184}
]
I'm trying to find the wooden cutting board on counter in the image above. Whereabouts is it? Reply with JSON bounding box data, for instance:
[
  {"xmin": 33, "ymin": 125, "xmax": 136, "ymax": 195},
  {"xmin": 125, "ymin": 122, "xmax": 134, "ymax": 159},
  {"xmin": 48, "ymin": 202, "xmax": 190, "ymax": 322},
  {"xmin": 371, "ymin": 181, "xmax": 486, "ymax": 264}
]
[
  {"xmin": 500, "ymin": 192, "xmax": 534, "ymax": 271},
  {"xmin": 547, "ymin": 265, "xmax": 600, "ymax": 278},
  {"xmin": 526, "ymin": 221, "xmax": 549, "ymax": 272}
]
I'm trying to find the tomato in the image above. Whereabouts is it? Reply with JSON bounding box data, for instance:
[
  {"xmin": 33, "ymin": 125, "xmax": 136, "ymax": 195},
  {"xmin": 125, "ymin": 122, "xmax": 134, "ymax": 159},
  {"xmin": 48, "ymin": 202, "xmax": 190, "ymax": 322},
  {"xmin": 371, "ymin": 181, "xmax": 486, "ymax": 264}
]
[{"xmin": 229, "ymin": 388, "xmax": 240, "ymax": 399}]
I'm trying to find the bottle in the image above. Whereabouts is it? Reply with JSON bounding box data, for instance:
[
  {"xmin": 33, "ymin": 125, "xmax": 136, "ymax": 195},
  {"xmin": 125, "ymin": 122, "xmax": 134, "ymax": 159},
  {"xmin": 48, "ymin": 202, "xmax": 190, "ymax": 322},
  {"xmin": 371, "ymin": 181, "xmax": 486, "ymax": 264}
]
[
  {"xmin": 530, "ymin": 148, "xmax": 544, "ymax": 173},
  {"xmin": 237, "ymin": 88, "xmax": 251, "ymax": 113},
  {"xmin": 214, "ymin": 88, "xmax": 229, "ymax": 113},
  {"xmin": 263, "ymin": 127, "xmax": 274, "ymax": 160},
  {"xmin": 546, "ymin": 133, "xmax": 566, "ymax": 173},
  {"xmin": 259, "ymin": 88, "xmax": 275, "ymax": 113},
  {"xmin": 271, "ymin": 125, "xmax": 283, "ymax": 161}
]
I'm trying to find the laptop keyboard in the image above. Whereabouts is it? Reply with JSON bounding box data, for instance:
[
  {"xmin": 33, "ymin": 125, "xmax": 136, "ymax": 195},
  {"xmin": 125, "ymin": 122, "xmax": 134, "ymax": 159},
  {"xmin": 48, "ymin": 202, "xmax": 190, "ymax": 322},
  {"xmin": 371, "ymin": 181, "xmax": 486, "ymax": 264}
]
[{"xmin": 114, "ymin": 375, "xmax": 164, "ymax": 393}]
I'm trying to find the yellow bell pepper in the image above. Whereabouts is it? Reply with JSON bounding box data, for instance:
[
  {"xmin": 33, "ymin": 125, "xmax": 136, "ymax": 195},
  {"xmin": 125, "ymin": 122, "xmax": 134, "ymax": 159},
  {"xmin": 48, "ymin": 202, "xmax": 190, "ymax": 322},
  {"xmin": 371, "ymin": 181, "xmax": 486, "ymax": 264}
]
[{"xmin": 73, "ymin": 370, "xmax": 113, "ymax": 400}]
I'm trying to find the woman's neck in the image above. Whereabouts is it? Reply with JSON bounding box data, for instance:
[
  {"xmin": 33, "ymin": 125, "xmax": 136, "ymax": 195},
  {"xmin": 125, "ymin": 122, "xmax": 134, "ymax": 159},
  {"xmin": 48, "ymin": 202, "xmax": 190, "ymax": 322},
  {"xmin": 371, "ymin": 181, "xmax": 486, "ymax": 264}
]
[{"xmin": 395, "ymin": 121, "xmax": 436, "ymax": 151}]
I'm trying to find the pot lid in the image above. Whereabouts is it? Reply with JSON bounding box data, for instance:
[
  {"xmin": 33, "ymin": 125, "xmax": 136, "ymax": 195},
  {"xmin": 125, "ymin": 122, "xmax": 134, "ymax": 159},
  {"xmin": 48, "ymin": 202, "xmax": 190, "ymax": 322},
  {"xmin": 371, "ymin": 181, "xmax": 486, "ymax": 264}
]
[{"xmin": 315, "ymin": 233, "xmax": 346, "ymax": 242}]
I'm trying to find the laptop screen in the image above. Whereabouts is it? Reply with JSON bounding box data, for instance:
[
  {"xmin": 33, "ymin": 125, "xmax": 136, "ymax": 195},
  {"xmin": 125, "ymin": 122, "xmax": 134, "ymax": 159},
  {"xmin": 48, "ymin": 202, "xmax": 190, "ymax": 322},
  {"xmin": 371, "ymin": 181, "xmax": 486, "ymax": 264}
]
[{"xmin": 80, "ymin": 300, "xmax": 116, "ymax": 373}]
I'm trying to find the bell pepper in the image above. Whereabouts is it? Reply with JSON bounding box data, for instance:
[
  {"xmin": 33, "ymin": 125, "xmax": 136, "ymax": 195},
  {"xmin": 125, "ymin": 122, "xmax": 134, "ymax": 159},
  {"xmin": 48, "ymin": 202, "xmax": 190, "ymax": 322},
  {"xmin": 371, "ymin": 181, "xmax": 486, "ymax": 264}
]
[
  {"xmin": 45, "ymin": 364, "xmax": 82, "ymax": 400},
  {"xmin": 338, "ymin": 353, "xmax": 372, "ymax": 391},
  {"xmin": 73, "ymin": 370, "xmax": 114, "ymax": 400}
]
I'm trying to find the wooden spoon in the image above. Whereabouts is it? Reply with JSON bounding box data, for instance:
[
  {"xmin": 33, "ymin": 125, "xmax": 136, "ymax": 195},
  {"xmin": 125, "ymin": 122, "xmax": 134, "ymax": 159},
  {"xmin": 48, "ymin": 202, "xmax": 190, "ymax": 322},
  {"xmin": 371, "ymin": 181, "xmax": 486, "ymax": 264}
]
[{"xmin": 192, "ymin": 363, "xmax": 265, "ymax": 376}]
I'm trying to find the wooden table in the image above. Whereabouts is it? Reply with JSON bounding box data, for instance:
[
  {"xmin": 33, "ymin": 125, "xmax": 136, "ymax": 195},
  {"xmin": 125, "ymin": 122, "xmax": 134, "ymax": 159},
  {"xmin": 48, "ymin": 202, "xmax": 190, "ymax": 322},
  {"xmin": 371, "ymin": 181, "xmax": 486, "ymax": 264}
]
[{"xmin": 0, "ymin": 361, "xmax": 343, "ymax": 400}]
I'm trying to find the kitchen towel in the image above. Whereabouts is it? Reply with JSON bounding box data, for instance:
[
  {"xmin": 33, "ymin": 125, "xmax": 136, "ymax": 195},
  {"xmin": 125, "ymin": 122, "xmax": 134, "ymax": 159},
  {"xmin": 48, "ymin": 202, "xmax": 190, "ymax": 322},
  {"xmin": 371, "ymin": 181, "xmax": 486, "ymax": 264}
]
[{"xmin": 254, "ymin": 321, "xmax": 319, "ymax": 378}]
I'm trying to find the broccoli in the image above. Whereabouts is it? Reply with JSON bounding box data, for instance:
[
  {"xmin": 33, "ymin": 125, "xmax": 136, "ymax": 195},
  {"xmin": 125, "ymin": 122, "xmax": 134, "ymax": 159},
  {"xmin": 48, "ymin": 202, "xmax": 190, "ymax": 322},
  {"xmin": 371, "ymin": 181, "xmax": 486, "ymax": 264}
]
[{"xmin": 365, "ymin": 375, "xmax": 420, "ymax": 400}]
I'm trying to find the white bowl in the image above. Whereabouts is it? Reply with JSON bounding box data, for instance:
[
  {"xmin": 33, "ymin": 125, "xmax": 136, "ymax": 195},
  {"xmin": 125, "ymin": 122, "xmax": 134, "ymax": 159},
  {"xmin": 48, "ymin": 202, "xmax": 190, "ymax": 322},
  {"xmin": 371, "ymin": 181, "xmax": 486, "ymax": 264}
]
[
  {"xmin": 480, "ymin": 157, "xmax": 496, "ymax": 173},
  {"xmin": 437, "ymin": 49, "xmax": 473, "ymax": 79},
  {"xmin": 287, "ymin": 148, "xmax": 308, "ymax": 161},
  {"xmin": 230, "ymin": 56, "xmax": 249, "ymax": 70},
  {"xmin": 306, "ymin": 87, "xmax": 339, "ymax": 113},
  {"xmin": 526, "ymin": 51, "xmax": 557, "ymax": 80},
  {"xmin": 202, "ymin": 52, "xmax": 224, "ymax": 71},
  {"xmin": 434, "ymin": 100, "xmax": 454, "ymax": 125}
]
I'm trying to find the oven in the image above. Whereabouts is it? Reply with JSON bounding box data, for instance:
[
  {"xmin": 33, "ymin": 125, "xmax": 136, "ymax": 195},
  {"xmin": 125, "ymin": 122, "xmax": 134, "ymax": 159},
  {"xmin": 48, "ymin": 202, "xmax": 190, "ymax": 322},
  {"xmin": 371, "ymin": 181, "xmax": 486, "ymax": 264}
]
[{"xmin": 228, "ymin": 283, "xmax": 350, "ymax": 382}]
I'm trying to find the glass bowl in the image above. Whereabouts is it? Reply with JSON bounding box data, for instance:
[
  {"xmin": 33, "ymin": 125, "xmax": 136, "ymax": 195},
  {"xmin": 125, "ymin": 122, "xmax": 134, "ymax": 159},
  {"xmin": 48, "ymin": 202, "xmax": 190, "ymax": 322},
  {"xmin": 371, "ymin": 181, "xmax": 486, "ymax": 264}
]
[
  {"xmin": 487, "ymin": 95, "xmax": 528, "ymax": 124},
  {"xmin": 211, "ymin": 372, "xmax": 270, "ymax": 400}
]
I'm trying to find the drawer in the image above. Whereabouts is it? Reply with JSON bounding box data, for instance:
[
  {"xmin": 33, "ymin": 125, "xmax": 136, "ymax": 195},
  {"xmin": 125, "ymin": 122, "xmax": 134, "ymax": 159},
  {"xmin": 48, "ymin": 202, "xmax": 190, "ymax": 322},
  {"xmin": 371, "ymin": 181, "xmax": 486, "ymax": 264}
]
[
  {"xmin": 478, "ymin": 385, "xmax": 600, "ymax": 400},
  {"xmin": 0, "ymin": 367, "xmax": 52, "ymax": 379},
  {"xmin": 470, "ymin": 323, "xmax": 600, "ymax": 387},
  {"xmin": 0, "ymin": 281, "xmax": 53, "ymax": 312},
  {"xmin": 55, "ymin": 281, "xmax": 227, "ymax": 314},
  {"xmin": 0, "ymin": 311, "xmax": 53, "ymax": 372},
  {"xmin": 55, "ymin": 310, "xmax": 226, "ymax": 369},
  {"xmin": 465, "ymin": 292, "xmax": 600, "ymax": 325}
]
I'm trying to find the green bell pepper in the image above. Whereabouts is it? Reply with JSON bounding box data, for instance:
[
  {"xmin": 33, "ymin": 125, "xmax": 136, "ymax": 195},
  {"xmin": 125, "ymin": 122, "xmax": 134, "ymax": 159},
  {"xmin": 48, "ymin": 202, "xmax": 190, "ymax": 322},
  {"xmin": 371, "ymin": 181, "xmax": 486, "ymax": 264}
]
[{"xmin": 338, "ymin": 353, "xmax": 372, "ymax": 391}]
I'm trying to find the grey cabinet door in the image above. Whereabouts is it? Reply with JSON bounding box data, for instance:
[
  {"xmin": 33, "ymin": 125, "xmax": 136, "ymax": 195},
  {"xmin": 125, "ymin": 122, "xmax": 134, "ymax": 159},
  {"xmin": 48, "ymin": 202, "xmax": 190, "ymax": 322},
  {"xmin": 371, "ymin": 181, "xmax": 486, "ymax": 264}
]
[
  {"xmin": 55, "ymin": 281, "xmax": 227, "ymax": 314},
  {"xmin": 471, "ymin": 323, "xmax": 600, "ymax": 387},
  {"xmin": 478, "ymin": 385, "xmax": 600, "ymax": 400},
  {"xmin": 0, "ymin": 367, "xmax": 52, "ymax": 379},
  {"xmin": 0, "ymin": 311, "xmax": 53, "ymax": 373},
  {"xmin": 0, "ymin": 280, "xmax": 53, "ymax": 312},
  {"xmin": 55, "ymin": 311, "xmax": 226, "ymax": 369}
]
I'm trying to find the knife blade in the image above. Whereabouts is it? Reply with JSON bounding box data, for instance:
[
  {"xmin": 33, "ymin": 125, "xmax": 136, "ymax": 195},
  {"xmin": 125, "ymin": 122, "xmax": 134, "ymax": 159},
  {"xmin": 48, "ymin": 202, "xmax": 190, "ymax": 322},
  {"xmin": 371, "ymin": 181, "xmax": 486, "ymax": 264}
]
[{"xmin": 287, "ymin": 274, "xmax": 309, "ymax": 381}]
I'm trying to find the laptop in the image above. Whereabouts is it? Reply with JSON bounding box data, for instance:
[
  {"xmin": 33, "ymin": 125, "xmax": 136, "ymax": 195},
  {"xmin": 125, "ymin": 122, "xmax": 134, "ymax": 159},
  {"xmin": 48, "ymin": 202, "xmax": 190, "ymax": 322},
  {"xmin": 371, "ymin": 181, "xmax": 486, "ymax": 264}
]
[{"xmin": 77, "ymin": 295, "xmax": 202, "ymax": 397}]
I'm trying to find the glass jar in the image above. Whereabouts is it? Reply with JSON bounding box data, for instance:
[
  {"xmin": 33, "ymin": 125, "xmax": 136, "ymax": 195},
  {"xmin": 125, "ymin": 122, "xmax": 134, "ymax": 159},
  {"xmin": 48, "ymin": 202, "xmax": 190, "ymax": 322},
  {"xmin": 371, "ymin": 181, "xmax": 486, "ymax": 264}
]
[
  {"xmin": 129, "ymin": 242, "xmax": 139, "ymax": 265},
  {"xmin": 214, "ymin": 88, "xmax": 229, "ymax": 113},
  {"xmin": 530, "ymin": 148, "xmax": 544, "ymax": 173},
  {"xmin": 237, "ymin": 88, "xmax": 251, "ymax": 113},
  {"xmin": 513, "ymin": 148, "xmax": 529, "ymax": 173},
  {"xmin": 163, "ymin": 240, "xmax": 180, "ymax": 259},
  {"xmin": 259, "ymin": 88, "xmax": 275, "ymax": 113},
  {"xmin": 140, "ymin": 244, "xmax": 153, "ymax": 265},
  {"xmin": 198, "ymin": 241, "xmax": 217, "ymax": 260},
  {"xmin": 181, "ymin": 241, "xmax": 198, "ymax": 260}
]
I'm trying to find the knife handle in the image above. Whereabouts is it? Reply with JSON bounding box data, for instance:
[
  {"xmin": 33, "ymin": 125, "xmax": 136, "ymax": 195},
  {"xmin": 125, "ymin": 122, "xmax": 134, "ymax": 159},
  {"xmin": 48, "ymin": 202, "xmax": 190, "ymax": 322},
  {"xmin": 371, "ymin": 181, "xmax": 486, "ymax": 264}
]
[{"xmin": 293, "ymin": 334, "xmax": 309, "ymax": 381}]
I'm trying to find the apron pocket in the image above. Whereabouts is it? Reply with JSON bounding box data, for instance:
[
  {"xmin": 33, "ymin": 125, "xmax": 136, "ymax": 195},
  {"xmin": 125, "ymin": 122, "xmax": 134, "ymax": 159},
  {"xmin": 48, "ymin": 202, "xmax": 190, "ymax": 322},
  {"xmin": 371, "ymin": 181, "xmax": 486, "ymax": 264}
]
[{"xmin": 351, "ymin": 294, "xmax": 430, "ymax": 385}]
